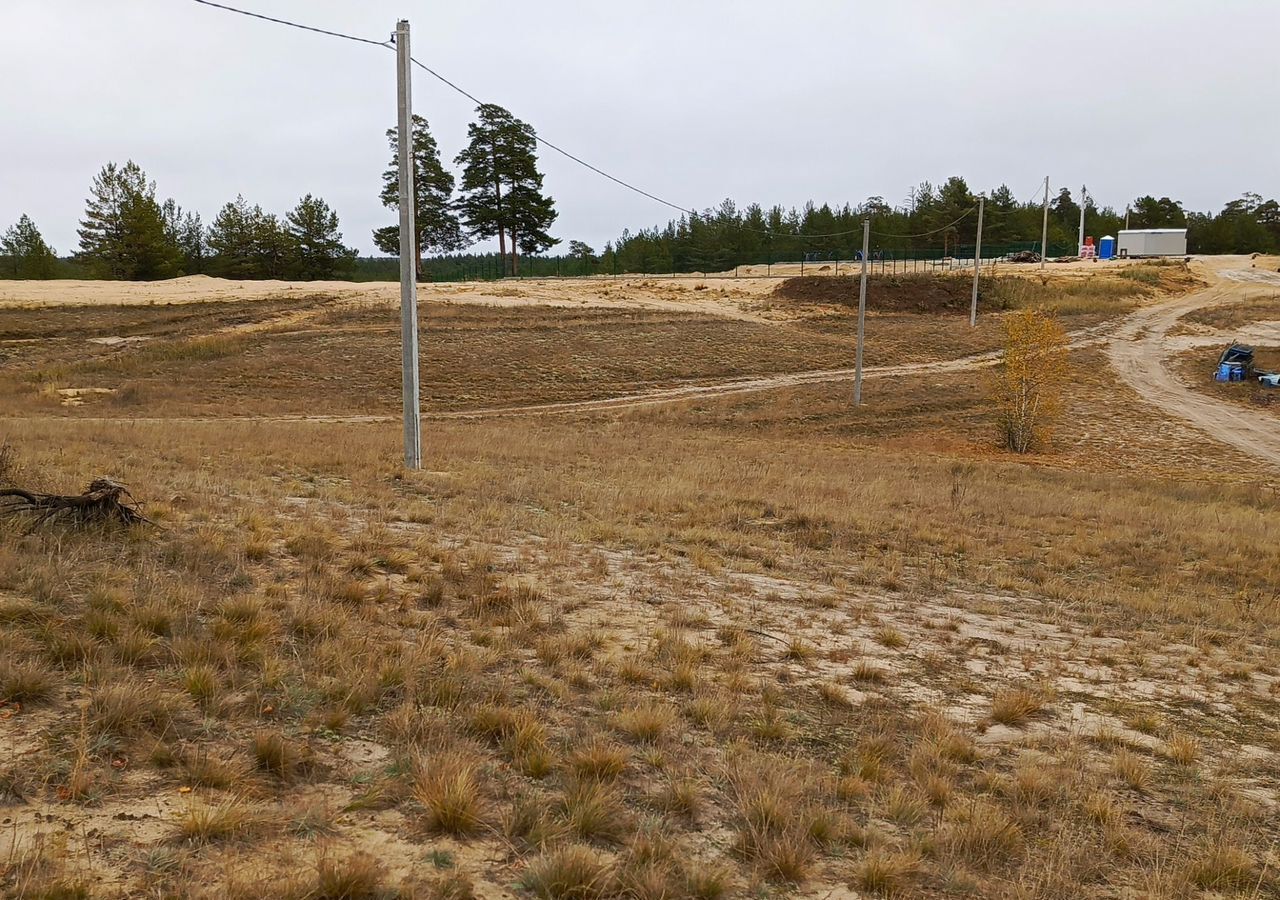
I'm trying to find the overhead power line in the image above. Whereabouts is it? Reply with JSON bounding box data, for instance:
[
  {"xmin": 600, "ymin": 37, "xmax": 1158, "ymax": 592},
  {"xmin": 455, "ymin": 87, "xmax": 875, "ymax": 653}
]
[
  {"xmin": 870, "ymin": 206, "xmax": 977, "ymax": 239},
  {"xmin": 187, "ymin": 0, "xmax": 959, "ymax": 244},
  {"xmin": 404, "ymin": 57, "xmax": 874, "ymax": 238},
  {"xmin": 404, "ymin": 57, "xmax": 696, "ymax": 217},
  {"xmin": 189, "ymin": 0, "xmax": 390, "ymax": 47}
]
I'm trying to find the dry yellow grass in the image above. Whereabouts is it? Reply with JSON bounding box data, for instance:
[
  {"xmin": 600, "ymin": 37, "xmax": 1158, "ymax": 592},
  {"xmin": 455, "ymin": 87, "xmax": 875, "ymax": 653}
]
[{"xmin": 1, "ymin": 267, "xmax": 1277, "ymax": 898}]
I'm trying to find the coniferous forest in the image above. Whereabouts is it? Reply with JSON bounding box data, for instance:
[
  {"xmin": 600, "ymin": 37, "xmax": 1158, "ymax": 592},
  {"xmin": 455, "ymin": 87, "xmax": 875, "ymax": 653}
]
[{"xmin": 3, "ymin": 109, "xmax": 1278, "ymax": 283}]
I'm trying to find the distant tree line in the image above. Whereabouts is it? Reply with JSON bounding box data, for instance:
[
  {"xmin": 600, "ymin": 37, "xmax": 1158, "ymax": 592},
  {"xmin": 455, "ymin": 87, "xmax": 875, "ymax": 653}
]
[
  {"xmin": 0, "ymin": 102, "xmax": 559, "ymax": 283},
  {"xmin": 0, "ymin": 158, "xmax": 359, "ymax": 282},
  {"xmin": 3, "ymin": 160, "xmax": 1278, "ymax": 281},
  {"xmin": 588, "ymin": 179, "xmax": 1280, "ymax": 276}
]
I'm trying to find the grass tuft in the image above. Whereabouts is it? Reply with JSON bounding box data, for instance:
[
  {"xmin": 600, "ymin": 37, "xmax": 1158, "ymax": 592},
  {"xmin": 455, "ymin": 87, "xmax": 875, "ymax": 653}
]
[
  {"xmin": 175, "ymin": 797, "xmax": 266, "ymax": 844},
  {"xmin": 313, "ymin": 851, "xmax": 384, "ymax": 899},
  {"xmin": 568, "ymin": 738, "xmax": 629, "ymax": 781},
  {"xmin": 988, "ymin": 686, "xmax": 1046, "ymax": 727},
  {"xmin": 614, "ymin": 702, "xmax": 675, "ymax": 744},
  {"xmin": 0, "ymin": 658, "xmax": 57, "ymax": 703},
  {"xmin": 414, "ymin": 750, "xmax": 486, "ymax": 835},
  {"xmin": 521, "ymin": 845, "xmax": 610, "ymax": 900}
]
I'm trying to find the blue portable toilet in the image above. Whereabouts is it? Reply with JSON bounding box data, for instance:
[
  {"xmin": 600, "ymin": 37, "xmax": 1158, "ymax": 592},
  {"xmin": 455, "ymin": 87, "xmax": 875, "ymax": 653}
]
[
  {"xmin": 1216, "ymin": 362, "xmax": 1246, "ymax": 382},
  {"xmin": 1098, "ymin": 235, "xmax": 1115, "ymax": 260}
]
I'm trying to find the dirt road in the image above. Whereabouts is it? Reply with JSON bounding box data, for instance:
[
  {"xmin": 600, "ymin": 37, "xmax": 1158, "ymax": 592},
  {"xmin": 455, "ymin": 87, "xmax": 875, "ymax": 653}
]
[
  {"xmin": 1106, "ymin": 256, "xmax": 1280, "ymax": 469},
  {"xmin": 11, "ymin": 259, "xmax": 1280, "ymax": 460}
]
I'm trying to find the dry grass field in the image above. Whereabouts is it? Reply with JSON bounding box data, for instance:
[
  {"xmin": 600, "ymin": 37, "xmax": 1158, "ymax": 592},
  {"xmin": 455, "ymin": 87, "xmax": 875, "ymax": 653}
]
[{"xmin": 3, "ymin": 261, "xmax": 1279, "ymax": 899}]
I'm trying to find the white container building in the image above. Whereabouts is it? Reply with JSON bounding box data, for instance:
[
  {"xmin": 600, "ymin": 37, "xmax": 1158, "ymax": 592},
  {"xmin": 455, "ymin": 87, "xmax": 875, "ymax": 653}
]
[{"xmin": 1116, "ymin": 228, "xmax": 1188, "ymax": 258}]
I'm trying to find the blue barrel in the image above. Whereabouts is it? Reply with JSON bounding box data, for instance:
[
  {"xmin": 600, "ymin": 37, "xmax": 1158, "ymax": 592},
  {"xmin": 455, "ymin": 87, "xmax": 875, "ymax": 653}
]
[{"xmin": 1099, "ymin": 236, "xmax": 1115, "ymax": 260}]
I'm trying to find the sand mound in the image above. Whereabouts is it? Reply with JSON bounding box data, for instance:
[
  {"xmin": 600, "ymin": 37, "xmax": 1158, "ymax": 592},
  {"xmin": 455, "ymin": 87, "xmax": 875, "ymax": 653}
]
[{"xmin": 772, "ymin": 274, "xmax": 975, "ymax": 313}]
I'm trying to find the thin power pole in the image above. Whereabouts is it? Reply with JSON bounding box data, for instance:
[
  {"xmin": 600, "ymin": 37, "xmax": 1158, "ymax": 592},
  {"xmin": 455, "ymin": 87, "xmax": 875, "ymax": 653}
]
[
  {"xmin": 395, "ymin": 19, "xmax": 422, "ymax": 470},
  {"xmin": 1040, "ymin": 176, "xmax": 1050, "ymax": 270},
  {"xmin": 854, "ymin": 219, "xmax": 869, "ymax": 406},
  {"xmin": 1077, "ymin": 184, "xmax": 1087, "ymax": 256},
  {"xmin": 970, "ymin": 194, "xmax": 985, "ymax": 327}
]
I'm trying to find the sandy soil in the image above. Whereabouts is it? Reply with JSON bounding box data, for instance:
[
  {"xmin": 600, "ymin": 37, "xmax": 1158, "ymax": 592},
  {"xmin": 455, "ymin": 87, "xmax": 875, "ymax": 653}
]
[
  {"xmin": 0, "ymin": 257, "xmax": 1159, "ymax": 315},
  {"xmin": 0, "ymin": 274, "xmax": 776, "ymax": 322}
]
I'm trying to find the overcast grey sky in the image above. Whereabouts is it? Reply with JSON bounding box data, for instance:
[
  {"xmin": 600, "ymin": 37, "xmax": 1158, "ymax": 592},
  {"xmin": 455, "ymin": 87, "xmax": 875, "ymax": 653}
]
[{"xmin": 2, "ymin": 0, "xmax": 1277, "ymax": 257}]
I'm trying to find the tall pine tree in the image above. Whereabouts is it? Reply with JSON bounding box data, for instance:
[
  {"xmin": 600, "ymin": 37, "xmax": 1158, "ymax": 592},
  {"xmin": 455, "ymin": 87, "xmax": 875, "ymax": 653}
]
[
  {"xmin": 374, "ymin": 115, "xmax": 465, "ymax": 277},
  {"xmin": 77, "ymin": 161, "xmax": 182, "ymax": 280},
  {"xmin": 455, "ymin": 104, "xmax": 557, "ymax": 276}
]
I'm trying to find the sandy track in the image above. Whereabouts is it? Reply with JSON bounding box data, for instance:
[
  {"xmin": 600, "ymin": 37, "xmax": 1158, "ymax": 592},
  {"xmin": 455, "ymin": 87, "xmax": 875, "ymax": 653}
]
[
  {"xmin": 12, "ymin": 260, "xmax": 1279, "ymax": 444},
  {"xmin": 7, "ymin": 320, "xmax": 1123, "ymax": 426},
  {"xmin": 1106, "ymin": 257, "xmax": 1280, "ymax": 470}
]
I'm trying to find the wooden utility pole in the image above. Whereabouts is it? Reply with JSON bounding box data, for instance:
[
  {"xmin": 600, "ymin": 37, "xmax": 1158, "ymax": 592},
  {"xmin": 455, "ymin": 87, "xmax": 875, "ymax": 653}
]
[{"xmin": 396, "ymin": 19, "xmax": 422, "ymax": 470}]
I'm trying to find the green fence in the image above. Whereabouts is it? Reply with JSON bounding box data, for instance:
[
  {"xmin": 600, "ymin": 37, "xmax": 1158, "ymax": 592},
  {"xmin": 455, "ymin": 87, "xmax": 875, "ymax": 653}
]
[{"xmin": 403, "ymin": 241, "xmax": 1080, "ymax": 283}]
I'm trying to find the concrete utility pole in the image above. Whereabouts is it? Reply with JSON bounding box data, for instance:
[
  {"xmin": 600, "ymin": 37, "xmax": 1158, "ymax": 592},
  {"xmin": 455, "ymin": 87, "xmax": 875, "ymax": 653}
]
[
  {"xmin": 1078, "ymin": 183, "xmax": 1087, "ymax": 256},
  {"xmin": 970, "ymin": 195, "xmax": 984, "ymax": 327},
  {"xmin": 854, "ymin": 220, "xmax": 869, "ymax": 406},
  {"xmin": 1040, "ymin": 176, "xmax": 1050, "ymax": 271},
  {"xmin": 395, "ymin": 19, "xmax": 422, "ymax": 470}
]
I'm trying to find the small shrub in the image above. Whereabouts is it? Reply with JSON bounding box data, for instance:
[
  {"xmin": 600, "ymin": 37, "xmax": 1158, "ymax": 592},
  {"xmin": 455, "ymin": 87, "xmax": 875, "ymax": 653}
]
[
  {"xmin": 991, "ymin": 308, "xmax": 1068, "ymax": 453},
  {"xmin": 684, "ymin": 864, "xmax": 733, "ymax": 900},
  {"xmin": 654, "ymin": 776, "xmax": 702, "ymax": 821},
  {"xmin": 748, "ymin": 829, "xmax": 813, "ymax": 883},
  {"xmin": 429, "ymin": 870, "xmax": 477, "ymax": 900}
]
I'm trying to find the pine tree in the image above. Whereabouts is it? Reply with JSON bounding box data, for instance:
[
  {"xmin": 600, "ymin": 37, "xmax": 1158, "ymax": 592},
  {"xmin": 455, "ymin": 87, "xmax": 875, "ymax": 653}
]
[
  {"xmin": 1, "ymin": 214, "xmax": 58, "ymax": 279},
  {"xmin": 374, "ymin": 115, "xmax": 465, "ymax": 276},
  {"xmin": 207, "ymin": 195, "xmax": 260, "ymax": 278},
  {"xmin": 286, "ymin": 194, "xmax": 355, "ymax": 280},
  {"xmin": 162, "ymin": 199, "xmax": 206, "ymax": 275},
  {"xmin": 207, "ymin": 195, "xmax": 291, "ymax": 279},
  {"xmin": 455, "ymin": 104, "xmax": 558, "ymax": 276},
  {"xmin": 77, "ymin": 160, "xmax": 183, "ymax": 280},
  {"xmin": 567, "ymin": 240, "xmax": 595, "ymax": 275}
]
